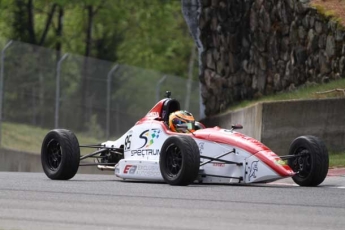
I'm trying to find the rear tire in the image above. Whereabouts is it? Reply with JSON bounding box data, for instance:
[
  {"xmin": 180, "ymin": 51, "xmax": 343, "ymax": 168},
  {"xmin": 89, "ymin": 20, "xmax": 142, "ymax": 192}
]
[
  {"xmin": 41, "ymin": 129, "xmax": 80, "ymax": 180},
  {"xmin": 288, "ymin": 135, "xmax": 328, "ymax": 186},
  {"xmin": 159, "ymin": 135, "xmax": 200, "ymax": 186}
]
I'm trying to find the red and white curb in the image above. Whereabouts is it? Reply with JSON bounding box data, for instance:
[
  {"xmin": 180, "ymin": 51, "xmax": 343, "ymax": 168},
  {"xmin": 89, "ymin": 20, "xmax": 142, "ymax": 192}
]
[{"xmin": 327, "ymin": 168, "xmax": 345, "ymax": 177}]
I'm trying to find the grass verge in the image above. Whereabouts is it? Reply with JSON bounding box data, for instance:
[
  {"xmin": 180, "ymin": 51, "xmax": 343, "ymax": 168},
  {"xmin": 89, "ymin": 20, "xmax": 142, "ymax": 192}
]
[
  {"xmin": 1, "ymin": 122, "xmax": 105, "ymax": 155},
  {"xmin": 228, "ymin": 78, "xmax": 345, "ymax": 111},
  {"xmin": 329, "ymin": 152, "xmax": 345, "ymax": 168}
]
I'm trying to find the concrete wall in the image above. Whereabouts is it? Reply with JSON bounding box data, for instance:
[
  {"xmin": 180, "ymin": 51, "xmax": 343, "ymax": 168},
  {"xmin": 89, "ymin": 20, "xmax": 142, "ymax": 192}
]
[
  {"xmin": 0, "ymin": 149, "xmax": 42, "ymax": 172},
  {"xmin": 201, "ymin": 103, "xmax": 263, "ymax": 140},
  {"xmin": 201, "ymin": 98, "xmax": 345, "ymax": 155},
  {"xmin": 0, "ymin": 148, "xmax": 111, "ymax": 174},
  {"xmin": 261, "ymin": 98, "xmax": 345, "ymax": 155}
]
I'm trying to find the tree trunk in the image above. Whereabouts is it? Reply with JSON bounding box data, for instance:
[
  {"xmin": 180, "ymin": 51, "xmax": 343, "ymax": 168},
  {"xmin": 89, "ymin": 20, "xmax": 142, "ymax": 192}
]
[
  {"xmin": 56, "ymin": 6, "xmax": 64, "ymax": 61},
  {"xmin": 26, "ymin": 0, "xmax": 36, "ymax": 44},
  {"xmin": 39, "ymin": 3, "xmax": 57, "ymax": 46},
  {"xmin": 85, "ymin": 5, "xmax": 93, "ymax": 57},
  {"xmin": 81, "ymin": 5, "xmax": 94, "ymax": 129}
]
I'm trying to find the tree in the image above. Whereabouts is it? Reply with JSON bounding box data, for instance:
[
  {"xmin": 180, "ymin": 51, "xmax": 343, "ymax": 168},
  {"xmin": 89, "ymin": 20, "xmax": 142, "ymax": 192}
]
[{"xmin": 0, "ymin": 0, "xmax": 197, "ymax": 132}]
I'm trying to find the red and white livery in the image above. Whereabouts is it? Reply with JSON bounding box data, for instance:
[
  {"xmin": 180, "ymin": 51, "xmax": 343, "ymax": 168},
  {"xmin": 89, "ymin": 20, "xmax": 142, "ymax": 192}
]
[{"xmin": 41, "ymin": 92, "xmax": 329, "ymax": 186}]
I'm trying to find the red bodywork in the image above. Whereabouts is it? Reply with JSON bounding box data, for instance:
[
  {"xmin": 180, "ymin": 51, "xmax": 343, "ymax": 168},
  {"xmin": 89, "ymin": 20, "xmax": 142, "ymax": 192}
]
[{"xmin": 137, "ymin": 99, "xmax": 294, "ymax": 178}]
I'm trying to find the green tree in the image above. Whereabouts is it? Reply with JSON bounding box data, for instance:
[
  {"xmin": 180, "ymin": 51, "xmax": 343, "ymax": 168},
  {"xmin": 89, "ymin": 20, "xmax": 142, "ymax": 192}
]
[
  {"xmin": 0, "ymin": 0, "xmax": 194, "ymax": 77},
  {"xmin": 0, "ymin": 0, "xmax": 197, "ymax": 132}
]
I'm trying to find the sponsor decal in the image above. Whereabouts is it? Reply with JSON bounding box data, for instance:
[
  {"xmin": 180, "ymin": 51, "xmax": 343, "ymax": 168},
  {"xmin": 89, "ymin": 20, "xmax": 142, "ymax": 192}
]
[
  {"xmin": 248, "ymin": 161, "xmax": 259, "ymax": 181},
  {"xmin": 147, "ymin": 112, "xmax": 159, "ymax": 117},
  {"xmin": 123, "ymin": 165, "xmax": 137, "ymax": 174},
  {"xmin": 131, "ymin": 149, "xmax": 160, "ymax": 157},
  {"xmin": 198, "ymin": 142, "xmax": 205, "ymax": 164},
  {"xmin": 135, "ymin": 165, "xmax": 161, "ymax": 177},
  {"xmin": 123, "ymin": 164, "xmax": 161, "ymax": 177},
  {"xmin": 275, "ymin": 159, "xmax": 287, "ymax": 166},
  {"xmin": 212, "ymin": 162, "xmax": 225, "ymax": 167},
  {"xmin": 139, "ymin": 129, "xmax": 161, "ymax": 148},
  {"xmin": 198, "ymin": 142, "xmax": 204, "ymax": 154}
]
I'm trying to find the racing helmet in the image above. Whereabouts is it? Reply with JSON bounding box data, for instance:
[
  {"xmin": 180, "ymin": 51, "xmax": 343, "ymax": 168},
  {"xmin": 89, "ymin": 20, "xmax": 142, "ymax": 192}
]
[{"xmin": 169, "ymin": 110, "xmax": 195, "ymax": 133}]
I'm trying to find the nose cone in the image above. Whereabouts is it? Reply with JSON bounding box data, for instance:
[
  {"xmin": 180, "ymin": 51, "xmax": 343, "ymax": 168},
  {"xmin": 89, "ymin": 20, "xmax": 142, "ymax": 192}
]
[{"xmin": 255, "ymin": 150, "xmax": 295, "ymax": 177}]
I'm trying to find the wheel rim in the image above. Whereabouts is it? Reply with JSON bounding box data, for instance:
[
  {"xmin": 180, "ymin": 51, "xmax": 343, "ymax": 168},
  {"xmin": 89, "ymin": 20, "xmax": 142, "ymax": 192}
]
[
  {"xmin": 165, "ymin": 144, "xmax": 183, "ymax": 178},
  {"xmin": 290, "ymin": 148, "xmax": 311, "ymax": 178},
  {"xmin": 46, "ymin": 139, "xmax": 62, "ymax": 171}
]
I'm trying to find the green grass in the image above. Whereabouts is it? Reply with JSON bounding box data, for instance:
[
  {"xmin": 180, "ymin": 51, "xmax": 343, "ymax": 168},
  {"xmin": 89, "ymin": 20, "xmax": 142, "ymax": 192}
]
[
  {"xmin": 1, "ymin": 122, "xmax": 105, "ymax": 155},
  {"xmin": 311, "ymin": 1, "xmax": 345, "ymax": 29},
  {"xmin": 329, "ymin": 152, "xmax": 345, "ymax": 168},
  {"xmin": 228, "ymin": 78, "xmax": 345, "ymax": 111}
]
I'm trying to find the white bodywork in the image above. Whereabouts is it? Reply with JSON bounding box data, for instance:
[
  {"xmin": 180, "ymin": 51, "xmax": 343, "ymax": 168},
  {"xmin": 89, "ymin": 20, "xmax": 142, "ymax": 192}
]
[{"xmin": 102, "ymin": 121, "xmax": 290, "ymax": 184}]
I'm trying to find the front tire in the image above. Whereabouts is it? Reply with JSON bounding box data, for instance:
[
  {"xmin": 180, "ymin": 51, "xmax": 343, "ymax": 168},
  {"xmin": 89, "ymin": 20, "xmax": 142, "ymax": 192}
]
[
  {"xmin": 159, "ymin": 135, "xmax": 200, "ymax": 186},
  {"xmin": 41, "ymin": 129, "xmax": 80, "ymax": 180},
  {"xmin": 288, "ymin": 135, "xmax": 328, "ymax": 186}
]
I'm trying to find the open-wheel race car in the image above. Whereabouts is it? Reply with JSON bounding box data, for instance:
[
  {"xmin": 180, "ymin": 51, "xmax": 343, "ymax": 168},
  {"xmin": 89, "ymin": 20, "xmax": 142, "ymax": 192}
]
[{"xmin": 41, "ymin": 92, "xmax": 329, "ymax": 186}]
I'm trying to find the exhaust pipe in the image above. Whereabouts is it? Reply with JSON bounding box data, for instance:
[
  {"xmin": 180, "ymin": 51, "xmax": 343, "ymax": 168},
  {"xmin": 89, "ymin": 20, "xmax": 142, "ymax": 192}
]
[{"xmin": 97, "ymin": 165, "xmax": 115, "ymax": 171}]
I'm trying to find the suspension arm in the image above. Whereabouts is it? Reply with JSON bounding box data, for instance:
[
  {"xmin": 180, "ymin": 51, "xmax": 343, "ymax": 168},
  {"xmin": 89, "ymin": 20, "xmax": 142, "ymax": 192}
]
[
  {"xmin": 79, "ymin": 144, "xmax": 123, "ymax": 152},
  {"xmin": 200, "ymin": 149, "xmax": 242, "ymax": 166},
  {"xmin": 280, "ymin": 152, "xmax": 309, "ymax": 160},
  {"xmin": 200, "ymin": 155, "xmax": 242, "ymax": 166},
  {"xmin": 80, "ymin": 148, "xmax": 108, "ymax": 160}
]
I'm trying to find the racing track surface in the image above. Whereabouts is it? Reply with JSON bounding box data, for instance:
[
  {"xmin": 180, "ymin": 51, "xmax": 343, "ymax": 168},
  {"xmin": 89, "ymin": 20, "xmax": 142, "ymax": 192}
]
[{"xmin": 1, "ymin": 172, "xmax": 345, "ymax": 230}]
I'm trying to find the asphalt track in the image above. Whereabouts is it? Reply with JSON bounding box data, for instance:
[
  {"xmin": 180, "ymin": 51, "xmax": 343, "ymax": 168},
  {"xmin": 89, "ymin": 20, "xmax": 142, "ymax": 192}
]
[{"xmin": 0, "ymin": 171, "xmax": 345, "ymax": 230}]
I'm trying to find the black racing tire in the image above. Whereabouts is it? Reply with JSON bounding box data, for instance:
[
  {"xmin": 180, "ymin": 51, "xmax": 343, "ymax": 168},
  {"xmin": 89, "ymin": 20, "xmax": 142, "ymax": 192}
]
[
  {"xmin": 288, "ymin": 135, "xmax": 329, "ymax": 186},
  {"xmin": 159, "ymin": 135, "xmax": 200, "ymax": 186},
  {"xmin": 41, "ymin": 129, "xmax": 80, "ymax": 180}
]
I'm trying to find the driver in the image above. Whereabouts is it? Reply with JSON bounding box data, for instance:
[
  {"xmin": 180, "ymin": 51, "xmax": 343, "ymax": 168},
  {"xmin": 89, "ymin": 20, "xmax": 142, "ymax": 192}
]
[{"xmin": 168, "ymin": 110, "xmax": 195, "ymax": 133}]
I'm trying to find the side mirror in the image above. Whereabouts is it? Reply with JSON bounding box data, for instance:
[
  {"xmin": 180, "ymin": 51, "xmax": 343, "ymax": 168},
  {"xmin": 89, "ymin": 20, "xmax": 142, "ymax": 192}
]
[{"xmin": 231, "ymin": 124, "xmax": 243, "ymax": 130}]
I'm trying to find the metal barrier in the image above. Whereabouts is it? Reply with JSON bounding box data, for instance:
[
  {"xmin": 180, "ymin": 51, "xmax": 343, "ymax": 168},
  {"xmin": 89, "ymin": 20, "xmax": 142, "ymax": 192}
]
[{"xmin": 0, "ymin": 39, "xmax": 200, "ymax": 144}]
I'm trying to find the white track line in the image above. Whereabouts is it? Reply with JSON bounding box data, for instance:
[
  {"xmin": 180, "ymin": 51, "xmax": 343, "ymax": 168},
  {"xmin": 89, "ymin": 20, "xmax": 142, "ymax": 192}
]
[
  {"xmin": 269, "ymin": 183, "xmax": 345, "ymax": 189},
  {"xmin": 269, "ymin": 182, "xmax": 298, "ymax": 186}
]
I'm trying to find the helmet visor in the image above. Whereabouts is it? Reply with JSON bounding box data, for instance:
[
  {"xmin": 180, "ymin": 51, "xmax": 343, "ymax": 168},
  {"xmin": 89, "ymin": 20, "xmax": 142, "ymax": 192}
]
[{"xmin": 172, "ymin": 118, "xmax": 195, "ymax": 131}]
